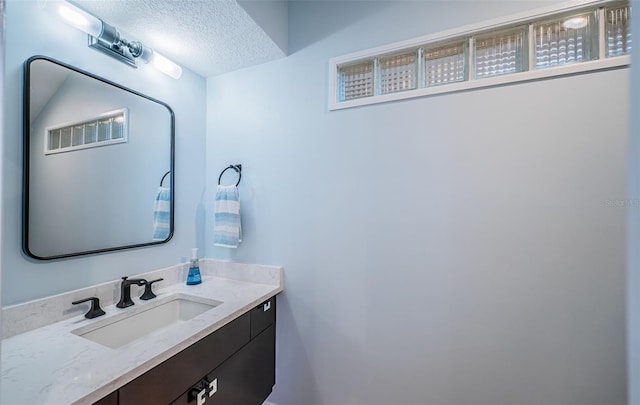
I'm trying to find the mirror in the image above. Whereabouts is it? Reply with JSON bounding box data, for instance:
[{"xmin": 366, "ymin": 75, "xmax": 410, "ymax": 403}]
[{"xmin": 24, "ymin": 56, "xmax": 175, "ymax": 260}]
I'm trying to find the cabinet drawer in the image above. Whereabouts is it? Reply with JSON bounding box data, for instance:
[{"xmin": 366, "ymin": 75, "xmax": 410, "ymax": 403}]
[
  {"xmin": 119, "ymin": 313, "xmax": 250, "ymax": 405},
  {"xmin": 250, "ymin": 297, "xmax": 275, "ymax": 339},
  {"xmin": 170, "ymin": 324, "xmax": 276, "ymax": 405}
]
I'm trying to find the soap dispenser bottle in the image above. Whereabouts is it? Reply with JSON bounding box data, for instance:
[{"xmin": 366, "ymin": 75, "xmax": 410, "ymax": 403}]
[{"xmin": 186, "ymin": 248, "xmax": 202, "ymax": 285}]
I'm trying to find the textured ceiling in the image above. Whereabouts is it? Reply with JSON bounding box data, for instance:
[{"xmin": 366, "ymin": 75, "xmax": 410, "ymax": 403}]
[{"xmin": 75, "ymin": 0, "xmax": 287, "ymax": 78}]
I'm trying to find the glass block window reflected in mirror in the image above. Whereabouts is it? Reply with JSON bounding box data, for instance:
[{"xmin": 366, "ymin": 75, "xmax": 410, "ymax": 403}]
[
  {"xmin": 46, "ymin": 109, "xmax": 128, "ymax": 154},
  {"xmin": 60, "ymin": 127, "xmax": 72, "ymax": 149},
  {"xmin": 85, "ymin": 122, "xmax": 97, "ymax": 144}
]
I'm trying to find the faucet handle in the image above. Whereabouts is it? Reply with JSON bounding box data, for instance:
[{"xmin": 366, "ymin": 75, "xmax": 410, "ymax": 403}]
[
  {"xmin": 72, "ymin": 297, "xmax": 106, "ymax": 319},
  {"xmin": 140, "ymin": 278, "xmax": 164, "ymax": 300}
]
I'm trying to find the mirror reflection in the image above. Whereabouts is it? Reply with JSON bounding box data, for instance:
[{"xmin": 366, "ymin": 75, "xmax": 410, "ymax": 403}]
[{"xmin": 24, "ymin": 56, "xmax": 174, "ymax": 260}]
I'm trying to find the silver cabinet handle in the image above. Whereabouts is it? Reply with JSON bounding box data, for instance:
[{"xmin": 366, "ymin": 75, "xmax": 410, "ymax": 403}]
[{"xmin": 208, "ymin": 378, "xmax": 218, "ymax": 397}]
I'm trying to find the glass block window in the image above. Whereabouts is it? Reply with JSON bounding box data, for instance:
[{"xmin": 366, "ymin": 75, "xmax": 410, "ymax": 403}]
[
  {"xmin": 46, "ymin": 109, "xmax": 128, "ymax": 154},
  {"xmin": 474, "ymin": 27, "xmax": 525, "ymax": 79},
  {"xmin": 111, "ymin": 115, "xmax": 125, "ymax": 139},
  {"xmin": 72, "ymin": 125, "xmax": 83, "ymax": 146},
  {"xmin": 377, "ymin": 50, "xmax": 418, "ymax": 94},
  {"xmin": 330, "ymin": 2, "xmax": 631, "ymax": 109},
  {"xmin": 606, "ymin": 5, "xmax": 632, "ymax": 56},
  {"xmin": 423, "ymin": 41, "xmax": 466, "ymax": 87},
  {"xmin": 534, "ymin": 12, "xmax": 596, "ymax": 69},
  {"xmin": 60, "ymin": 127, "xmax": 72, "ymax": 149},
  {"xmin": 337, "ymin": 60, "xmax": 374, "ymax": 101},
  {"xmin": 85, "ymin": 122, "xmax": 97, "ymax": 144}
]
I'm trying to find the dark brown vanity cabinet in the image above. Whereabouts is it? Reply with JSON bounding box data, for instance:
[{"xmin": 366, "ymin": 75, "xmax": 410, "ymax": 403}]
[
  {"xmin": 93, "ymin": 391, "xmax": 118, "ymax": 405},
  {"xmin": 94, "ymin": 296, "xmax": 276, "ymax": 405},
  {"xmin": 170, "ymin": 323, "xmax": 275, "ymax": 405}
]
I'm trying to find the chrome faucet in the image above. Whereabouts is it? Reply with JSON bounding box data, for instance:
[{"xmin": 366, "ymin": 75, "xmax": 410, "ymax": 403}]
[{"xmin": 116, "ymin": 276, "xmax": 146, "ymax": 308}]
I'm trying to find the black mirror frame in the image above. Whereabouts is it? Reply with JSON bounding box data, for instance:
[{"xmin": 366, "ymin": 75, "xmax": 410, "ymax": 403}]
[{"xmin": 23, "ymin": 55, "xmax": 176, "ymax": 260}]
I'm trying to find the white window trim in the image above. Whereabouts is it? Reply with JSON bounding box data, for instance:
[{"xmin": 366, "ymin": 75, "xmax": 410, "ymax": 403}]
[
  {"xmin": 44, "ymin": 108, "xmax": 129, "ymax": 155},
  {"xmin": 328, "ymin": 0, "xmax": 630, "ymax": 111}
]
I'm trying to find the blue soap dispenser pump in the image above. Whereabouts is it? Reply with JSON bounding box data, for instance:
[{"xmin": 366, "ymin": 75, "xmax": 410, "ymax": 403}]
[{"xmin": 186, "ymin": 248, "xmax": 202, "ymax": 285}]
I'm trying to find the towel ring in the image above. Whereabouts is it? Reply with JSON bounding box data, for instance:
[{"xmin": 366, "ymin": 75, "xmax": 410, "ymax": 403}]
[
  {"xmin": 160, "ymin": 171, "xmax": 170, "ymax": 187},
  {"xmin": 218, "ymin": 164, "xmax": 242, "ymax": 186}
]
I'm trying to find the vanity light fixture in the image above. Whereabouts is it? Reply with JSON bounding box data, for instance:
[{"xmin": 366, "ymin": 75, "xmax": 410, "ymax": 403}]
[{"xmin": 41, "ymin": 0, "xmax": 183, "ymax": 79}]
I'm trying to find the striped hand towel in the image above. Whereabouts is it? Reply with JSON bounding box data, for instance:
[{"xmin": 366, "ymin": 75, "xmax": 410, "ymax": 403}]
[
  {"xmin": 213, "ymin": 185, "xmax": 242, "ymax": 248},
  {"xmin": 152, "ymin": 186, "xmax": 171, "ymax": 241}
]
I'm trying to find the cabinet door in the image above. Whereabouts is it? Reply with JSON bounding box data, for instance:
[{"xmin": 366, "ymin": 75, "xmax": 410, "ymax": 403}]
[
  {"xmin": 170, "ymin": 324, "xmax": 276, "ymax": 405},
  {"xmin": 119, "ymin": 313, "xmax": 250, "ymax": 405},
  {"xmin": 250, "ymin": 296, "xmax": 276, "ymax": 339}
]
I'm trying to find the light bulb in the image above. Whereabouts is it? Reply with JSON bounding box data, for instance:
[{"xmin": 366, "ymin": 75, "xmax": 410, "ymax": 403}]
[
  {"xmin": 150, "ymin": 50, "xmax": 183, "ymax": 79},
  {"xmin": 53, "ymin": 1, "xmax": 103, "ymax": 37}
]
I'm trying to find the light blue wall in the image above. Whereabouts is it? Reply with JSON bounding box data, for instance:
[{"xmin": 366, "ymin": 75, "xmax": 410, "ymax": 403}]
[
  {"xmin": 207, "ymin": 1, "xmax": 628, "ymax": 404},
  {"xmin": 628, "ymin": 1, "xmax": 639, "ymax": 403},
  {"xmin": 1, "ymin": 0, "xmax": 207, "ymax": 305},
  {"xmin": 238, "ymin": 0, "xmax": 288, "ymax": 55},
  {"xmin": 0, "ymin": 0, "xmax": 5, "ymax": 350}
]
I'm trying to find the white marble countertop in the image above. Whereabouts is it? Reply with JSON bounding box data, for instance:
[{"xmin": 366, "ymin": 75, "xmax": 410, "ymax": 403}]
[{"xmin": 1, "ymin": 261, "xmax": 283, "ymax": 405}]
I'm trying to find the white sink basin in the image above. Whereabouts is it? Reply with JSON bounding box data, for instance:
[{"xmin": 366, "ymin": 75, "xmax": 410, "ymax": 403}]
[{"xmin": 72, "ymin": 294, "xmax": 222, "ymax": 349}]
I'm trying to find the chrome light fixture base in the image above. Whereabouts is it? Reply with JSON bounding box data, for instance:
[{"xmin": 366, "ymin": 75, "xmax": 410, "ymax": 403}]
[
  {"xmin": 88, "ymin": 35, "xmax": 138, "ymax": 68},
  {"xmin": 87, "ymin": 22, "xmax": 138, "ymax": 68}
]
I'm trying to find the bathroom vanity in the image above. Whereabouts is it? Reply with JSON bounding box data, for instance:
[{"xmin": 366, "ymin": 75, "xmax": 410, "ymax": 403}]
[
  {"xmin": 1, "ymin": 261, "xmax": 283, "ymax": 405},
  {"xmin": 97, "ymin": 297, "xmax": 275, "ymax": 405}
]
